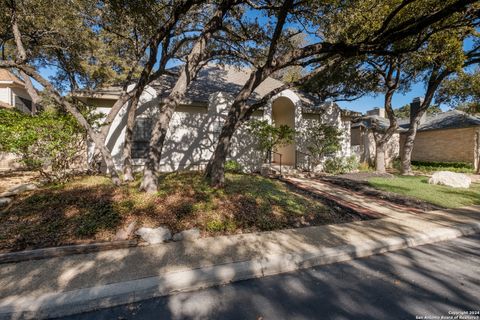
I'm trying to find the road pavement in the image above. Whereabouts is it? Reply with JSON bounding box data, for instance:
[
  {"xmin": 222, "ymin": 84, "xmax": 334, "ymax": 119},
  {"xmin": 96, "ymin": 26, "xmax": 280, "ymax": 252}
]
[{"xmin": 59, "ymin": 234, "xmax": 480, "ymax": 320}]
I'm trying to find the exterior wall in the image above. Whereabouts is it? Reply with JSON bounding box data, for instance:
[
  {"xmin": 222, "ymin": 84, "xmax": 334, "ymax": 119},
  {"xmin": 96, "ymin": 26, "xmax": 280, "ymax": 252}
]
[
  {"xmin": 0, "ymin": 87, "xmax": 11, "ymax": 106},
  {"xmin": 351, "ymin": 127, "xmax": 399, "ymax": 167},
  {"xmin": 104, "ymin": 90, "xmax": 265, "ymax": 173},
  {"xmin": 400, "ymin": 127, "xmax": 477, "ymax": 165},
  {"xmin": 11, "ymin": 87, "xmax": 32, "ymax": 113},
  {"xmin": 100, "ymin": 86, "xmax": 348, "ymax": 173},
  {"xmin": 81, "ymin": 97, "xmax": 116, "ymax": 109},
  {"xmin": 350, "ymin": 127, "xmax": 362, "ymax": 146}
]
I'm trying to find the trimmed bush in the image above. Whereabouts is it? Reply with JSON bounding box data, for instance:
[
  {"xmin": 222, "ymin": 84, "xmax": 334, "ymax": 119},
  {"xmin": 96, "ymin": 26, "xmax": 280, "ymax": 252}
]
[
  {"xmin": 224, "ymin": 160, "xmax": 243, "ymax": 173},
  {"xmin": 324, "ymin": 155, "xmax": 359, "ymax": 174}
]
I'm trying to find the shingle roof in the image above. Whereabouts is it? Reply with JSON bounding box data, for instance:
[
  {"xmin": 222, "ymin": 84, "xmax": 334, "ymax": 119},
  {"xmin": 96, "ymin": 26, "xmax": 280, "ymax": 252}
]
[
  {"xmin": 353, "ymin": 110, "xmax": 480, "ymax": 132},
  {"xmin": 154, "ymin": 64, "xmax": 336, "ymax": 112},
  {"xmin": 0, "ymin": 69, "xmax": 25, "ymax": 86},
  {"xmin": 73, "ymin": 63, "xmax": 332, "ymax": 110},
  {"xmin": 351, "ymin": 115, "xmax": 392, "ymax": 131},
  {"xmin": 403, "ymin": 110, "xmax": 480, "ymax": 131}
]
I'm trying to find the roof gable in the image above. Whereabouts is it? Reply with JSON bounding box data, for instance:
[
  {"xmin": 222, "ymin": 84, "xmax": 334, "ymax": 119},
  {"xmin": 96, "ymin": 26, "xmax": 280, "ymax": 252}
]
[{"xmin": 0, "ymin": 69, "xmax": 25, "ymax": 87}]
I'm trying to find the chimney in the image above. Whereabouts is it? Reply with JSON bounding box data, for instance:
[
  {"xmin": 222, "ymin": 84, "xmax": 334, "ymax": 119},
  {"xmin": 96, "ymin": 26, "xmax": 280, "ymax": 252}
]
[
  {"xmin": 366, "ymin": 108, "xmax": 385, "ymax": 118},
  {"xmin": 410, "ymin": 97, "xmax": 427, "ymax": 125}
]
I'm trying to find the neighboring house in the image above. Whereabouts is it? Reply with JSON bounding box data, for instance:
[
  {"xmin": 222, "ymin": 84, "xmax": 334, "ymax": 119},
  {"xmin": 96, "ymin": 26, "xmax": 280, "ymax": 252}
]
[
  {"xmin": 0, "ymin": 69, "xmax": 33, "ymax": 113},
  {"xmin": 74, "ymin": 64, "xmax": 357, "ymax": 173},
  {"xmin": 350, "ymin": 108, "xmax": 400, "ymax": 167},
  {"xmin": 0, "ymin": 69, "xmax": 34, "ymax": 170},
  {"xmin": 351, "ymin": 97, "xmax": 480, "ymax": 170}
]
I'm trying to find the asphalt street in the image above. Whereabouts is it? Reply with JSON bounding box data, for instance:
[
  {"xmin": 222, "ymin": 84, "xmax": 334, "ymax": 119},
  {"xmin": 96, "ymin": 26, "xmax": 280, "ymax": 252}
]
[{"xmin": 59, "ymin": 234, "xmax": 480, "ymax": 320}]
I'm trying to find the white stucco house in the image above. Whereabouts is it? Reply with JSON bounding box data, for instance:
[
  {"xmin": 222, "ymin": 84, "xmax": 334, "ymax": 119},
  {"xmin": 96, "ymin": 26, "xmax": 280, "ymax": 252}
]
[
  {"xmin": 74, "ymin": 64, "xmax": 357, "ymax": 173},
  {"xmin": 0, "ymin": 69, "xmax": 33, "ymax": 113}
]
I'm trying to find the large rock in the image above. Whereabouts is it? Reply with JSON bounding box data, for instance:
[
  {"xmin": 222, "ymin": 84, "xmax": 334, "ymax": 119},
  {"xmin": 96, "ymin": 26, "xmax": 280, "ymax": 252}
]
[
  {"xmin": 135, "ymin": 226, "xmax": 172, "ymax": 244},
  {"xmin": 0, "ymin": 183, "xmax": 37, "ymax": 197},
  {"xmin": 114, "ymin": 221, "xmax": 137, "ymax": 241},
  {"xmin": 173, "ymin": 228, "xmax": 201, "ymax": 242},
  {"xmin": 428, "ymin": 171, "xmax": 471, "ymax": 189}
]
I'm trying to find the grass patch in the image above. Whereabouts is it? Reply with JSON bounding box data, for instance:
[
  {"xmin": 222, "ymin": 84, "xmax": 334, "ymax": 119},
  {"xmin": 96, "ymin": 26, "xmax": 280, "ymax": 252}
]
[
  {"xmin": 0, "ymin": 172, "xmax": 356, "ymax": 252},
  {"xmin": 369, "ymin": 175, "xmax": 480, "ymax": 208},
  {"xmin": 392, "ymin": 160, "xmax": 475, "ymax": 174}
]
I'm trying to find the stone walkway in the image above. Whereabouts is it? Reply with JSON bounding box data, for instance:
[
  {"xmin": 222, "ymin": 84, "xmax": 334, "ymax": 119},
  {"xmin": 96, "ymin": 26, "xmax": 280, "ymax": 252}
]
[
  {"xmin": 283, "ymin": 176, "xmax": 425, "ymax": 218},
  {"xmin": 0, "ymin": 177, "xmax": 479, "ymax": 319}
]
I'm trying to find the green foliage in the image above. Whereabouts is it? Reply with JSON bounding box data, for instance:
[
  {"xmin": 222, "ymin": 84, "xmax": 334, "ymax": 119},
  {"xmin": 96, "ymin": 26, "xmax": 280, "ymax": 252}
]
[
  {"xmin": 301, "ymin": 122, "xmax": 342, "ymax": 167},
  {"xmin": 0, "ymin": 108, "xmax": 86, "ymax": 182},
  {"xmin": 247, "ymin": 120, "xmax": 295, "ymax": 159},
  {"xmin": 302, "ymin": 57, "xmax": 380, "ymax": 102},
  {"xmin": 206, "ymin": 218, "xmax": 237, "ymax": 233},
  {"xmin": 224, "ymin": 160, "xmax": 243, "ymax": 173},
  {"xmin": 394, "ymin": 104, "xmax": 443, "ymax": 119},
  {"xmin": 358, "ymin": 161, "xmax": 374, "ymax": 172},
  {"xmin": 437, "ymin": 68, "xmax": 480, "ymax": 114},
  {"xmin": 392, "ymin": 159, "xmax": 474, "ymax": 173},
  {"xmin": 324, "ymin": 155, "xmax": 359, "ymax": 174},
  {"xmin": 411, "ymin": 160, "xmax": 474, "ymax": 173},
  {"xmin": 369, "ymin": 176, "xmax": 480, "ymax": 208}
]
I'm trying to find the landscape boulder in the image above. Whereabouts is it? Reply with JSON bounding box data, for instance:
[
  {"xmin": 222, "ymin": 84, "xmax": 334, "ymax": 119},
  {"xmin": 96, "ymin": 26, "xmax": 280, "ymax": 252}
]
[
  {"xmin": 428, "ymin": 171, "xmax": 471, "ymax": 189},
  {"xmin": 135, "ymin": 226, "xmax": 172, "ymax": 244},
  {"xmin": 114, "ymin": 221, "xmax": 137, "ymax": 241},
  {"xmin": 172, "ymin": 228, "xmax": 201, "ymax": 242}
]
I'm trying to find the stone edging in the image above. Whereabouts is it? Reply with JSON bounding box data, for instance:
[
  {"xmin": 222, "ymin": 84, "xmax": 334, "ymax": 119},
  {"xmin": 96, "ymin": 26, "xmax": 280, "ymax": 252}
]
[{"xmin": 0, "ymin": 240, "xmax": 141, "ymax": 264}]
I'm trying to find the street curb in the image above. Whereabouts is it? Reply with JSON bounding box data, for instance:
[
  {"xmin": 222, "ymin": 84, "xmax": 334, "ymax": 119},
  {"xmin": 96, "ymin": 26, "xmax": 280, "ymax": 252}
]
[
  {"xmin": 1, "ymin": 221, "xmax": 479, "ymax": 320},
  {"xmin": 0, "ymin": 240, "xmax": 141, "ymax": 264}
]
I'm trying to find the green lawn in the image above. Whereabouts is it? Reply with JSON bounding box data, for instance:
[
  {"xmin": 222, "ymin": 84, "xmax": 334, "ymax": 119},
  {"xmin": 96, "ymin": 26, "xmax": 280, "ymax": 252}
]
[
  {"xmin": 369, "ymin": 175, "xmax": 480, "ymax": 208},
  {"xmin": 0, "ymin": 172, "xmax": 357, "ymax": 252}
]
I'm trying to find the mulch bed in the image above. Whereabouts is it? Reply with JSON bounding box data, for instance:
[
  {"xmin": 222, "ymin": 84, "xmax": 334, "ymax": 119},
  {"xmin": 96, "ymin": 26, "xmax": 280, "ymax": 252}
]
[{"xmin": 319, "ymin": 174, "xmax": 443, "ymax": 212}]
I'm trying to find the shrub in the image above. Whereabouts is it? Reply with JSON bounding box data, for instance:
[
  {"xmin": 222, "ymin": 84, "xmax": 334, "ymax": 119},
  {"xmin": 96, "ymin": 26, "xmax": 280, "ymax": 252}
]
[
  {"xmin": 392, "ymin": 159, "xmax": 474, "ymax": 173},
  {"xmin": 301, "ymin": 122, "xmax": 342, "ymax": 168},
  {"xmin": 411, "ymin": 160, "xmax": 473, "ymax": 169},
  {"xmin": 224, "ymin": 160, "xmax": 243, "ymax": 173},
  {"xmin": 0, "ymin": 108, "xmax": 86, "ymax": 182},
  {"xmin": 358, "ymin": 161, "xmax": 373, "ymax": 172},
  {"xmin": 324, "ymin": 155, "xmax": 359, "ymax": 174},
  {"xmin": 247, "ymin": 120, "xmax": 295, "ymax": 161}
]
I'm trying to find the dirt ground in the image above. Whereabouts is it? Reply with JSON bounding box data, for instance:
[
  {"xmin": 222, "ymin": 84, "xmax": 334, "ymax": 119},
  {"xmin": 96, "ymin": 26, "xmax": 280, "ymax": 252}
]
[{"xmin": 0, "ymin": 170, "xmax": 39, "ymax": 194}]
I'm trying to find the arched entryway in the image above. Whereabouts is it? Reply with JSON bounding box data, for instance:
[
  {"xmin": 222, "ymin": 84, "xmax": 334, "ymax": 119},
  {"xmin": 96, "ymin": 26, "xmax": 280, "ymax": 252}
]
[{"xmin": 271, "ymin": 96, "xmax": 296, "ymax": 165}]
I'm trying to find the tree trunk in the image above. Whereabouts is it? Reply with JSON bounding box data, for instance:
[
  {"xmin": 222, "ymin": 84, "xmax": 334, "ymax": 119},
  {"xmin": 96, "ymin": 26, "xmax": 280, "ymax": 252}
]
[
  {"xmin": 122, "ymin": 96, "xmax": 140, "ymax": 182},
  {"xmin": 401, "ymin": 120, "xmax": 420, "ymax": 175},
  {"xmin": 476, "ymin": 130, "xmax": 480, "ymax": 174},
  {"xmin": 375, "ymin": 141, "xmax": 387, "ymax": 173},
  {"xmin": 139, "ymin": 1, "xmax": 237, "ymax": 193},
  {"xmin": 139, "ymin": 96, "xmax": 179, "ymax": 193},
  {"xmin": 204, "ymin": 108, "xmax": 240, "ymax": 187}
]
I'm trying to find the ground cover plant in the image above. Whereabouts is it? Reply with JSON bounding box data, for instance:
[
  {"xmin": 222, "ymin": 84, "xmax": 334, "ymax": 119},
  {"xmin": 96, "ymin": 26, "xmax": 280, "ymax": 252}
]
[{"xmin": 0, "ymin": 172, "xmax": 360, "ymax": 252}]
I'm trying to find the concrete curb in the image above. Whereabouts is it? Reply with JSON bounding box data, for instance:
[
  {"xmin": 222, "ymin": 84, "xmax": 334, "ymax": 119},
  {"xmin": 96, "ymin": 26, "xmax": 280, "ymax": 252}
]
[
  {"xmin": 1, "ymin": 221, "xmax": 479, "ymax": 320},
  {"xmin": 0, "ymin": 240, "xmax": 141, "ymax": 264}
]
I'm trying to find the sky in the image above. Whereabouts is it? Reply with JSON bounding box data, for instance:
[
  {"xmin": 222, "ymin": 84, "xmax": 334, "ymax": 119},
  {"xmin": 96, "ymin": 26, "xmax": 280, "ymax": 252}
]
[{"xmin": 337, "ymin": 81, "xmax": 432, "ymax": 114}]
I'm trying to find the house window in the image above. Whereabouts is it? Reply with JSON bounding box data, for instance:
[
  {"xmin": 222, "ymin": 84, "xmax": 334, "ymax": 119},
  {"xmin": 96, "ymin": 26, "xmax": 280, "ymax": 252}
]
[{"xmin": 132, "ymin": 118, "xmax": 153, "ymax": 159}]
